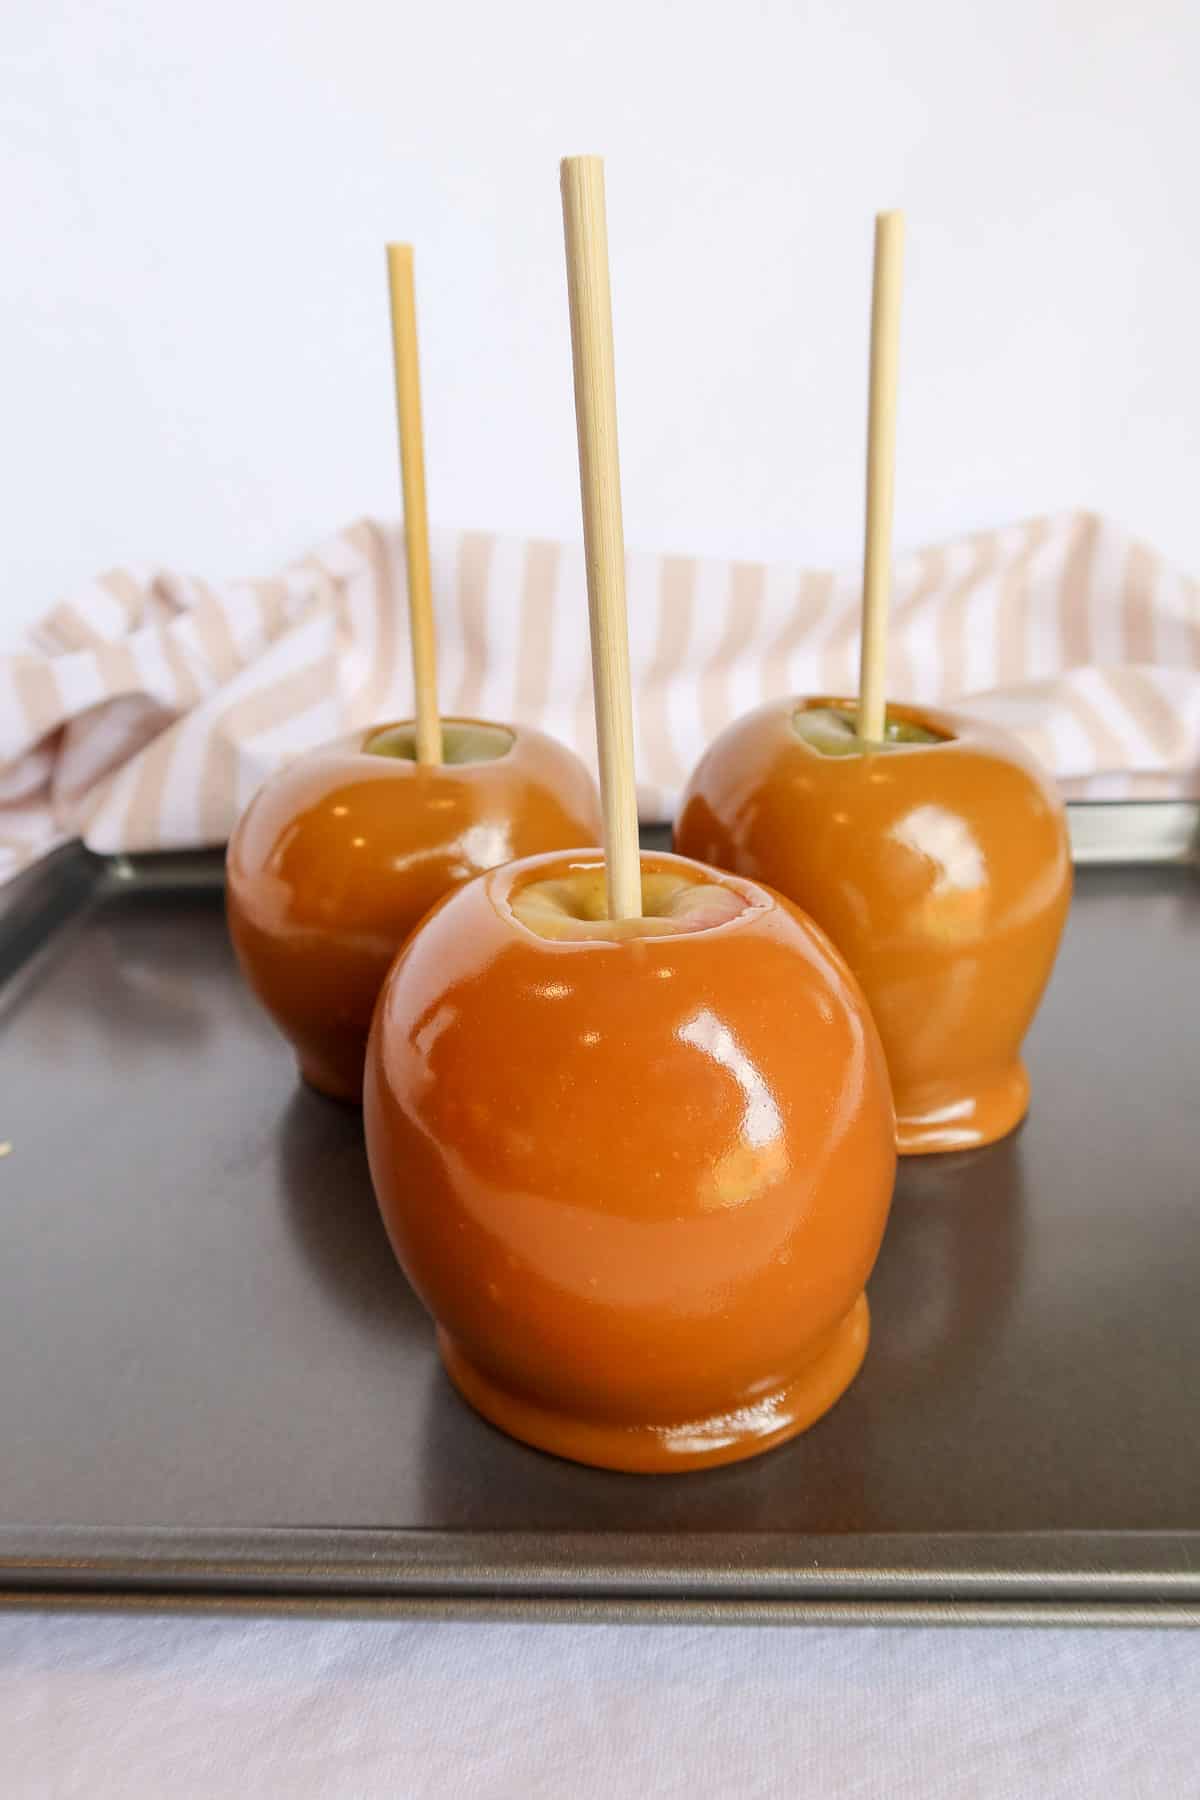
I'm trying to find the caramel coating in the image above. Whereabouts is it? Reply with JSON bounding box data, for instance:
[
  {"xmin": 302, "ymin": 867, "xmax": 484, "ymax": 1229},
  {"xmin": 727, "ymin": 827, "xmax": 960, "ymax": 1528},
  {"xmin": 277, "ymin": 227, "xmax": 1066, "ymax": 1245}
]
[
  {"xmin": 364, "ymin": 849, "xmax": 896, "ymax": 1472},
  {"xmin": 675, "ymin": 699, "xmax": 1072, "ymax": 1154},
  {"xmin": 226, "ymin": 719, "xmax": 602, "ymax": 1101}
]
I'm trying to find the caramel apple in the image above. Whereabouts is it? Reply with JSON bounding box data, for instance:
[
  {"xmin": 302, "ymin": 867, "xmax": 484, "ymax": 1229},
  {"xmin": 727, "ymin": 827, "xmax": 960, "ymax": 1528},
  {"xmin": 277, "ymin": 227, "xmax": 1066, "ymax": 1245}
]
[
  {"xmin": 361, "ymin": 156, "xmax": 899, "ymax": 1472},
  {"xmin": 675, "ymin": 697, "xmax": 1072, "ymax": 1153},
  {"xmin": 226, "ymin": 718, "xmax": 601, "ymax": 1100},
  {"xmin": 363, "ymin": 848, "xmax": 896, "ymax": 1471}
]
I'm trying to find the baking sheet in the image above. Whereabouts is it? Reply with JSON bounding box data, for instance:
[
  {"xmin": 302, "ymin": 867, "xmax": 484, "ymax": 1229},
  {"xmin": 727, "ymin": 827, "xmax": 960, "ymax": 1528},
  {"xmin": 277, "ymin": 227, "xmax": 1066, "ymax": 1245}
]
[{"xmin": 1, "ymin": 806, "xmax": 1197, "ymax": 1623}]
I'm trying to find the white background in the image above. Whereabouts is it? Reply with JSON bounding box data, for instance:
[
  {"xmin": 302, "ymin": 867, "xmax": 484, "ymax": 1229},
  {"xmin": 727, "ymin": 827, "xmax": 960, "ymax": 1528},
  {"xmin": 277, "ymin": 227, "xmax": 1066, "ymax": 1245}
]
[
  {"xmin": 3, "ymin": 0, "xmax": 1199, "ymax": 641},
  {"xmin": 3, "ymin": 1613, "xmax": 1199, "ymax": 1798}
]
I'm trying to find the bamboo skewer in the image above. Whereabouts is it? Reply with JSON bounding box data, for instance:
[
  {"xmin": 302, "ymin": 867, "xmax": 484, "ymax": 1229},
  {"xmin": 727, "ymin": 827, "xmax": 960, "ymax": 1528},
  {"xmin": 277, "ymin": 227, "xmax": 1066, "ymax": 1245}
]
[
  {"xmin": 560, "ymin": 155, "xmax": 642, "ymax": 920},
  {"xmin": 857, "ymin": 210, "xmax": 905, "ymax": 743},
  {"xmin": 386, "ymin": 243, "xmax": 442, "ymax": 764}
]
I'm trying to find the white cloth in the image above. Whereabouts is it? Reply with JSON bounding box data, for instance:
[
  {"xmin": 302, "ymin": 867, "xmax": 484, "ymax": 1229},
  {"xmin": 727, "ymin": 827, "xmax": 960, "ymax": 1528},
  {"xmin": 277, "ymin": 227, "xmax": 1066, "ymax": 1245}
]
[
  {"xmin": 2, "ymin": 1615, "xmax": 1197, "ymax": 1797},
  {"xmin": 4, "ymin": 508, "xmax": 1199, "ymax": 885}
]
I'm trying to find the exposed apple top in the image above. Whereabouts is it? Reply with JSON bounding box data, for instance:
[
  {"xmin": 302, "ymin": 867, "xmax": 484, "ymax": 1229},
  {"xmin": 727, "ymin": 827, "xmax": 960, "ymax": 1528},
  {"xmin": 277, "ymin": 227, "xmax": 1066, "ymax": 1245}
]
[
  {"xmin": 507, "ymin": 858, "xmax": 760, "ymax": 942},
  {"xmin": 792, "ymin": 704, "xmax": 946, "ymax": 757},
  {"xmin": 363, "ymin": 719, "xmax": 516, "ymax": 765}
]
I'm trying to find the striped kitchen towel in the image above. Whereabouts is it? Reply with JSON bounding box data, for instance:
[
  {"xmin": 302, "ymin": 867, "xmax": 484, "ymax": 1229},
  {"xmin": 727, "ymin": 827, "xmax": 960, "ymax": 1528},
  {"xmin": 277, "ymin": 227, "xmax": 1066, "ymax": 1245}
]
[{"xmin": 2, "ymin": 508, "xmax": 1198, "ymax": 885}]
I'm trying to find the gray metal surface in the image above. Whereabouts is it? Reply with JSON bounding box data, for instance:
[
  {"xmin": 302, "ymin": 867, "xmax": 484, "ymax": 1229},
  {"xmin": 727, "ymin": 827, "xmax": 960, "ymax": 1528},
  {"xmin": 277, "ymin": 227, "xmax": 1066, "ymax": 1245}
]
[
  {"xmin": 1, "ymin": 804, "xmax": 1197, "ymax": 1623},
  {"xmin": 1066, "ymin": 798, "xmax": 1200, "ymax": 865}
]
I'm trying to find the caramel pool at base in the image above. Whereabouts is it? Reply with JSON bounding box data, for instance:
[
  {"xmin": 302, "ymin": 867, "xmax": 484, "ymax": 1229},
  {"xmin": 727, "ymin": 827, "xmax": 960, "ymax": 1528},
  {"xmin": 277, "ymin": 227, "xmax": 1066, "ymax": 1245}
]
[
  {"xmin": 364, "ymin": 849, "xmax": 896, "ymax": 1473},
  {"xmin": 225, "ymin": 719, "xmax": 601, "ymax": 1102},
  {"xmin": 675, "ymin": 699, "xmax": 1072, "ymax": 1155}
]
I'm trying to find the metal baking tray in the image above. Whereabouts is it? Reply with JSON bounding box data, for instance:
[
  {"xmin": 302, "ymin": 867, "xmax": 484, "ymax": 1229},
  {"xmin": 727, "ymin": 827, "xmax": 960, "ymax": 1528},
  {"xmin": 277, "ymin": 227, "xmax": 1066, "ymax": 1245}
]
[{"xmin": 1, "ymin": 804, "xmax": 1198, "ymax": 1625}]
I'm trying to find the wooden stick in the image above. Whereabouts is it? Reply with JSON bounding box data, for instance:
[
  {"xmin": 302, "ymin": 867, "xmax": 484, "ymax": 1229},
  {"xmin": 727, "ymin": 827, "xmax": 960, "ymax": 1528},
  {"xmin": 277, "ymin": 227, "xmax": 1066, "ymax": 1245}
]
[
  {"xmin": 386, "ymin": 243, "xmax": 442, "ymax": 764},
  {"xmin": 857, "ymin": 210, "xmax": 905, "ymax": 742},
  {"xmin": 560, "ymin": 156, "xmax": 642, "ymax": 919}
]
